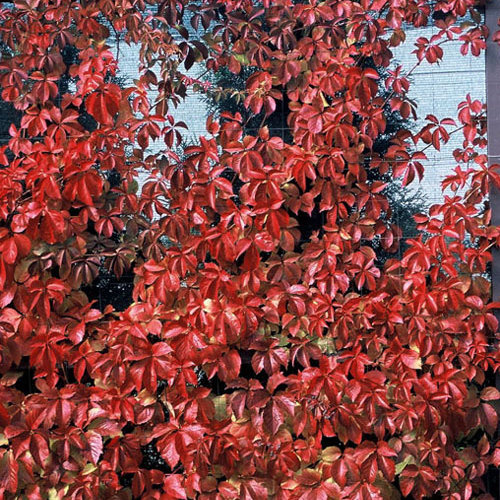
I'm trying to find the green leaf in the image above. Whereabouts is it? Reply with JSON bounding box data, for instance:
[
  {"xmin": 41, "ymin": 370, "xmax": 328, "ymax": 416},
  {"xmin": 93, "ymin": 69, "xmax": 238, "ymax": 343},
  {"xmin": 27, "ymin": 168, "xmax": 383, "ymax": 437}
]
[
  {"xmin": 82, "ymin": 463, "xmax": 97, "ymax": 476},
  {"xmin": 233, "ymin": 53, "xmax": 249, "ymax": 65},
  {"xmin": 395, "ymin": 455, "xmax": 414, "ymax": 475}
]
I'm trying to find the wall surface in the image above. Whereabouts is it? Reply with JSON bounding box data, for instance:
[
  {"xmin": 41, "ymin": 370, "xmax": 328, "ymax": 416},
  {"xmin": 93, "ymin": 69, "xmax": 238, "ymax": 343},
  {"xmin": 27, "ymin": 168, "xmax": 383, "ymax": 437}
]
[{"xmin": 392, "ymin": 20, "xmax": 486, "ymax": 201}]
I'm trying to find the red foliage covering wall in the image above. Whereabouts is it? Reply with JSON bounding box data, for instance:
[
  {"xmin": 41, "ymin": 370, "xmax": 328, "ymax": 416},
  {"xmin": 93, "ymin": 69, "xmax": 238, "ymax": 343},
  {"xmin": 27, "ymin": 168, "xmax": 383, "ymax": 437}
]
[{"xmin": 0, "ymin": 1, "xmax": 499, "ymax": 498}]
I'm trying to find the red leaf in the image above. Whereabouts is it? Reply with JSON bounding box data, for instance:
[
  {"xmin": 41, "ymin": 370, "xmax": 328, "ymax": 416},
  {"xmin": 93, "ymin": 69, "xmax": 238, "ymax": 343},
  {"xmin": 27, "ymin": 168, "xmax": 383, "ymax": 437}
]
[
  {"xmin": 86, "ymin": 85, "xmax": 121, "ymax": 125},
  {"xmin": 263, "ymin": 399, "xmax": 284, "ymax": 435},
  {"xmin": 246, "ymin": 389, "xmax": 270, "ymax": 410},
  {"xmin": 162, "ymin": 475, "xmax": 187, "ymax": 499},
  {"xmin": 2, "ymin": 238, "xmax": 17, "ymax": 265},
  {"xmin": 296, "ymin": 469, "xmax": 321, "ymax": 486},
  {"xmin": 254, "ymin": 231, "xmax": 275, "ymax": 251},
  {"xmin": 361, "ymin": 457, "xmax": 378, "ymax": 483},
  {"xmin": 30, "ymin": 433, "xmax": 49, "ymax": 466},
  {"xmin": 0, "ymin": 450, "xmax": 18, "ymax": 493},
  {"xmin": 40, "ymin": 210, "xmax": 65, "ymax": 244},
  {"xmin": 87, "ymin": 431, "xmax": 103, "ymax": 465},
  {"xmin": 240, "ymin": 480, "xmax": 268, "ymax": 500},
  {"xmin": 480, "ymin": 403, "xmax": 499, "ymax": 435},
  {"xmin": 399, "ymin": 478, "xmax": 414, "ymax": 497},
  {"xmin": 160, "ymin": 438, "xmax": 180, "ymax": 469},
  {"xmin": 480, "ymin": 387, "xmax": 500, "ymax": 401},
  {"xmin": 400, "ymin": 350, "xmax": 422, "ymax": 370},
  {"xmin": 218, "ymin": 350, "xmax": 241, "ymax": 383},
  {"xmin": 0, "ymin": 404, "xmax": 10, "ymax": 427}
]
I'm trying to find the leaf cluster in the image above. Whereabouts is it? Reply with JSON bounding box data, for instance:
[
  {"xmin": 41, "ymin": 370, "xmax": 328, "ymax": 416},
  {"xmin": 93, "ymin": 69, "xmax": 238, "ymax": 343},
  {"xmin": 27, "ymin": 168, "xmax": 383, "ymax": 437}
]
[{"xmin": 0, "ymin": 1, "xmax": 498, "ymax": 499}]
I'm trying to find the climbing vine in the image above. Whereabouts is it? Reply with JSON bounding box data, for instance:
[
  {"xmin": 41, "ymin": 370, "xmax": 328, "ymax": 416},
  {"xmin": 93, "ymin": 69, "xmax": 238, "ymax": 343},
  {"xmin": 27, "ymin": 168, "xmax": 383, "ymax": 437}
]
[{"xmin": 0, "ymin": 1, "xmax": 499, "ymax": 498}]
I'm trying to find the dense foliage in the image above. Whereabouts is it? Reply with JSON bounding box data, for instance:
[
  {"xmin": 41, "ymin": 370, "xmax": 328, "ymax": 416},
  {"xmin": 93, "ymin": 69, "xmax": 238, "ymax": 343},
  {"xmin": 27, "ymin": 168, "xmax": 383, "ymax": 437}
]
[
  {"xmin": 203, "ymin": 62, "xmax": 427, "ymax": 260},
  {"xmin": 0, "ymin": 0, "xmax": 499, "ymax": 498}
]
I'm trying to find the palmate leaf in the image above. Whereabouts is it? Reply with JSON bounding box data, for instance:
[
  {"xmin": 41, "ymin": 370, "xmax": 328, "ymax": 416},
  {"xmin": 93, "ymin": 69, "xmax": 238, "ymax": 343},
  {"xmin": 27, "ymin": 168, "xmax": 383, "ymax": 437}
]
[{"xmin": 0, "ymin": 0, "xmax": 497, "ymax": 498}]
